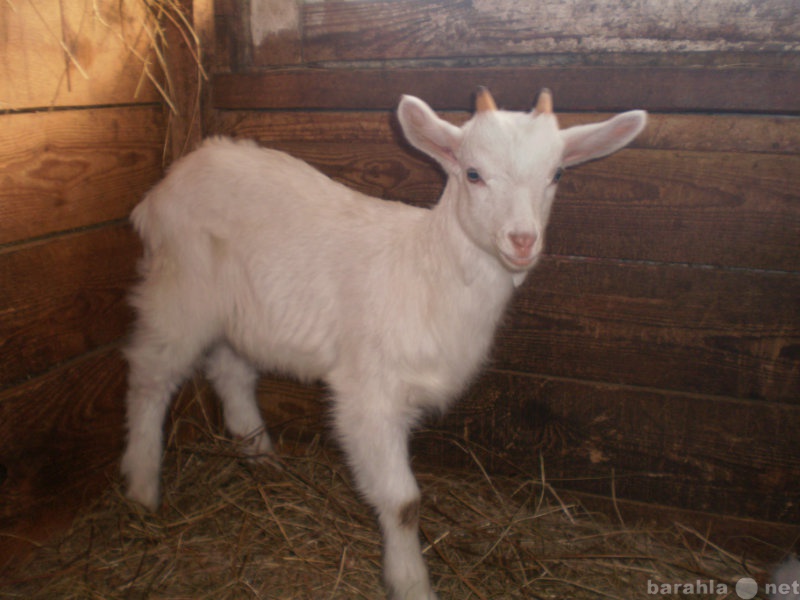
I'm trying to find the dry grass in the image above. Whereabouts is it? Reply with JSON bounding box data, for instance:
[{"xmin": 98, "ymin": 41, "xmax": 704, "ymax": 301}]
[{"xmin": 0, "ymin": 416, "xmax": 771, "ymax": 600}]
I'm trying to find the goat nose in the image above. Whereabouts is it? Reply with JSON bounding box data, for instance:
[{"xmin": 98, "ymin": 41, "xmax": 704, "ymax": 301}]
[{"xmin": 509, "ymin": 232, "xmax": 537, "ymax": 254}]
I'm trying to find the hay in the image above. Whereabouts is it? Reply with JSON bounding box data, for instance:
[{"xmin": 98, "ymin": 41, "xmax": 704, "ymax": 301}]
[
  {"xmin": 0, "ymin": 424, "xmax": 769, "ymax": 600},
  {"xmin": 90, "ymin": 0, "xmax": 207, "ymax": 117}
]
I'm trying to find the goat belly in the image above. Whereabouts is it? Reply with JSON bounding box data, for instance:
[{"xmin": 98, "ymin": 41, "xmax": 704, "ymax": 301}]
[{"xmin": 210, "ymin": 246, "xmax": 340, "ymax": 382}]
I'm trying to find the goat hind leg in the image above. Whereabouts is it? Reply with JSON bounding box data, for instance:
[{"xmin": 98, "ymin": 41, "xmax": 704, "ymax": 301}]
[
  {"xmin": 121, "ymin": 327, "xmax": 204, "ymax": 511},
  {"xmin": 205, "ymin": 343, "xmax": 272, "ymax": 457}
]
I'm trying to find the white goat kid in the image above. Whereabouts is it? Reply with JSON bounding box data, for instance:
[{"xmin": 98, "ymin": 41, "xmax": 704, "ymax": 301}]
[{"xmin": 121, "ymin": 88, "xmax": 646, "ymax": 599}]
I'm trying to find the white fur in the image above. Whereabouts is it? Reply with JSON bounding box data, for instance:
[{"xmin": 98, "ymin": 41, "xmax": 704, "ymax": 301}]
[
  {"xmin": 121, "ymin": 93, "xmax": 646, "ymax": 599},
  {"xmin": 770, "ymin": 556, "xmax": 800, "ymax": 600}
]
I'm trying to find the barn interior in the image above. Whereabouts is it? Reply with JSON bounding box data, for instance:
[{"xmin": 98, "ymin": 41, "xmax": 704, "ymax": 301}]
[{"xmin": 1, "ymin": 1, "xmax": 798, "ymax": 598}]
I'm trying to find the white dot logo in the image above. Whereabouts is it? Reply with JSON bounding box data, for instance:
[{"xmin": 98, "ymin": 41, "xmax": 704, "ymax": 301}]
[{"xmin": 736, "ymin": 577, "xmax": 758, "ymax": 599}]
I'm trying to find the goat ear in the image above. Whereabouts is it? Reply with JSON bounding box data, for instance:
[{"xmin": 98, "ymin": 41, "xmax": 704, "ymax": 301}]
[
  {"xmin": 398, "ymin": 95, "xmax": 463, "ymax": 171},
  {"xmin": 560, "ymin": 110, "xmax": 647, "ymax": 167}
]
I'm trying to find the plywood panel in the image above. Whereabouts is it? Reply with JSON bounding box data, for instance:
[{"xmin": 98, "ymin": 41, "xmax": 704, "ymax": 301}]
[
  {"xmin": 0, "ymin": 0, "xmax": 159, "ymax": 111},
  {"xmin": 0, "ymin": 106, "xmax": 164, "ymax": 245},
  {"xmin": 212, "ymin": 67, "xmax": 800, "ymax": 113},
  {"xmin": 0, "ymin": 225, "xmax": 140, "ymax": 388},
  {"xmin": 303, "ymin": 0, "xmax": 800, "ymax": 62},
  {"xmin": 497, "ymin": 257, "xmax": 800, "ymax": 402},
  {"xmin": 210, "ymin": 112, "xmax": 800, "ymax": 272}
]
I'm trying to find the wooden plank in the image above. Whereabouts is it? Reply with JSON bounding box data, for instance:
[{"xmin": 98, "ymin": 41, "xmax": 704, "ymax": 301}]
[
  {"xmin": 303, "ymin": 0, "xmax": 800, "ymax": 62},
  {"xmin": 0, "ymin": 0, "xmax": 159, "ymax": 111},
  {"xmin": 414, "ymin": 369, "xmax": 800, "ymax": 524},
  {"xmin": 0, "ymin": 106, "xmax": 164, "ymax": 245},
  {"xmin": 209, "ymin": 112, "xmax": 800, "ymax": 272},
  {"xmin": 211, "ymin": 67, "xmax": 800, "ymax": 113},
  {"xmin": 0, "ymin": 349, "xmax": 127, "ymax": 569},
  {"xmin": 162, "ymin": 0, "xmax": 203, "ymax": 162},
  {"xmin": 211, "ymin": 110, "xmax": 800, "ymax": 155},
  {"xmin": 496, "ymin": 257, "xmax": 800, "ymax": 402},
  {"xmin": 250, "ymin": 0, "xmax": 303, "ymax": 67},
  {"xmin": 0, "ymin": 225, "xmax": 140, "ymax": 388},
  {"xmin": 214, "ymin": 0, "xmax": 304, "ymax": 71},
  {"xmin": 213, "ymin": 0, "xmax": 246, "ymax": 73},
  {"xmin": 549, "ymin": 149, "xmax": 800, "ymax": 272}
]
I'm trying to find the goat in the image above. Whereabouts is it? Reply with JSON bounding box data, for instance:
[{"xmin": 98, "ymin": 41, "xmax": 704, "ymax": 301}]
[{"xmin": 121, "ymin": 87, "xmax": 647, "ymax": 599}]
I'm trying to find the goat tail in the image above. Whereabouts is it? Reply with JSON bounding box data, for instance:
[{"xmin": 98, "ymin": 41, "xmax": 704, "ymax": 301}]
[{"xmin": 131, "ymin": 192, "xmax": 163, "ymax": 256}]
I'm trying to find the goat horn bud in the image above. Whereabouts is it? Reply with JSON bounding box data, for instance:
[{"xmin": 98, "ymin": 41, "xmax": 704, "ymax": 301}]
[
  {"xmin": 475, "ymin": 86, "xmax": 497, "ymax": 112},
  {"xmin": 535, "ymin": 88, "xmax": 553, "ymax": 114}
]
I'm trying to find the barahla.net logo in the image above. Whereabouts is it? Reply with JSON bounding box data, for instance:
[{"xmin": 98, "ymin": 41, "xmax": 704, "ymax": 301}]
[
  {"xmin": 647, "ymin": 574, "xmax": 800, "ymax": 599},
  {"xmin": 647, "ymin": 578, "xmax": 745, "ymax": 597}
]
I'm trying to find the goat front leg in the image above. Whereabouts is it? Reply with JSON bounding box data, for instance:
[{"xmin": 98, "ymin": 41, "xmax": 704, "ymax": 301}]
[{"xmin": 333, "ymin": 393, "xmax": 436, "ymax": 600}]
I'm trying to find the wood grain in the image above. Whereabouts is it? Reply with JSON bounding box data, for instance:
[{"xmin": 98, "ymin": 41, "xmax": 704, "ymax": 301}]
[
  {"xmin": 302, "ymin": 0, "xmax": 800, "ymax": 62},
  {"xmin": 0, "ymin": 349, "xmax": 127, "ymax": 570},
  {"xmin": 250, "ymin": 0, "xmax": 303, "ymax": 67},
  {"xmin": 211, "ymin": 110, "xmax": 800, "ymax": 155},
  {"xmin": 414, "ymin": 369, "xmax": 800, "ymax": 524},
  {"xmin": 0, "ymin": 225, "xmax": 141, "ymax": 388},
  {"xmin": 0, "ymin": 106, "xmax": 164, "ymax": 245},
  {"xmin": 549, "ymin": 149, "xmax": 800, "ymax": 271},
  {"xmin": 0, "ymin": 0, "xmax": 159, "ymax": 111},
  {"xmin": 212, "ymin": 67, "xmax": 800, "ymax": 113},
  {"xmin": 0, "ymin": 363, "xmax": 228, "ymax": 570},
  {"xmin": 213, "ymin": 0, "xmax": 244, "ymax": 73},
  {"xmin": 497, "ymin": 257, "xmax": 800, "ymax": 402}
]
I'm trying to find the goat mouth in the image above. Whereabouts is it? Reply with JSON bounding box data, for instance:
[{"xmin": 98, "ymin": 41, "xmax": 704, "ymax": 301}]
[{"xmin": 500, "ymin": 251, "xmax": 538, "ymax": 270}]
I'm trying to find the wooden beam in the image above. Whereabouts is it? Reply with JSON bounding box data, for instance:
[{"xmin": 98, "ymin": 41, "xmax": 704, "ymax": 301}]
[
  {"xmin": 210, "ymin": 109, "xmax": 800, "ymax": 155},
  {"xmin": 164, "ymin": 0, "xmax": 205, "ymax": 161},
  {"xmin": 212, "ymin": 67, "xmax": 800, "ymax": 113},
  {"xmin": 303, "ymin": 0, "xmax": 800, "ymax": 62}
]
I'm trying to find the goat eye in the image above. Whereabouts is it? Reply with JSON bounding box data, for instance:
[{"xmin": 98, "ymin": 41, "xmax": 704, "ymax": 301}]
[
  {"xmin": 466, "ymin": 168, "xmax": 482, "ymax": 184},
  {"xmin": 552, "ymin": 167, "xmax": 564, "ymax": 184}
]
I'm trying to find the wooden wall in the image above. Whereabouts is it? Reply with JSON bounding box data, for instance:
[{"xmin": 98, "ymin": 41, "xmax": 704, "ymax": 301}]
[
  {"xmin": 208, "ymin": 0, "xmax": 800, "ymax": 532},
  {"xmin": 1, "ymin": 0, "xmax": 797, "ymax": 572},
  {"xmin": 0, "ymin": 1, "xmax": 167, "ymax": 568}
]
